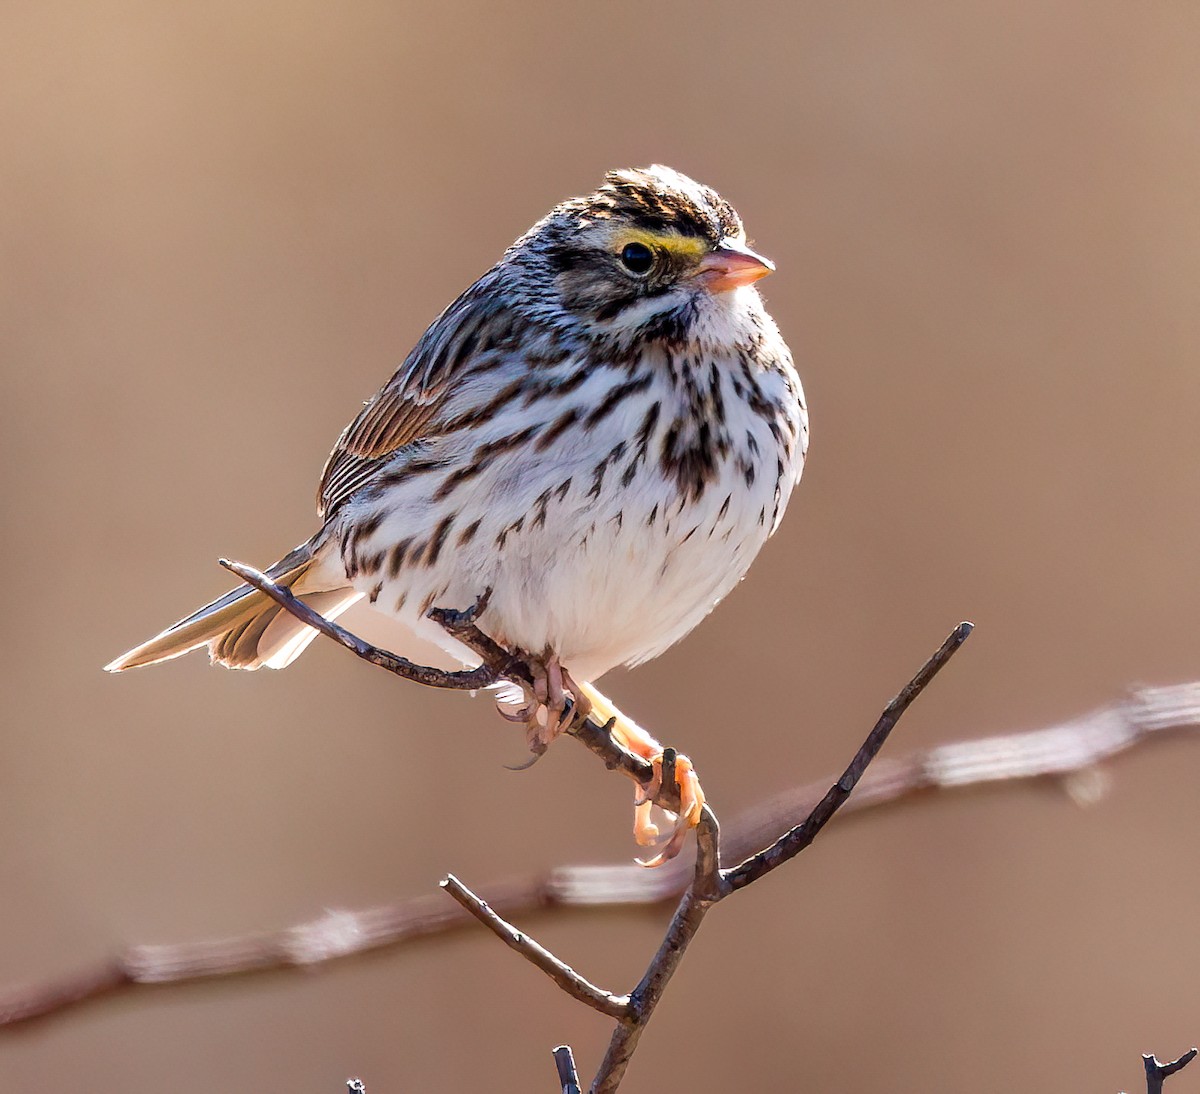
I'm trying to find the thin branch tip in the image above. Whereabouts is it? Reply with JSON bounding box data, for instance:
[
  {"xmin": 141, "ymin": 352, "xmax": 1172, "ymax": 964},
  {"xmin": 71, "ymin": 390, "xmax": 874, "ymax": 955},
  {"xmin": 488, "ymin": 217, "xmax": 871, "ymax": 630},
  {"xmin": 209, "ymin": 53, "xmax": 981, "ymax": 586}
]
[
  {"xmin": 1145, "ymin": 1047, "xmax": 1198, "ymax": 1076},
  {"xmin": 220, "ymin": 557, "xmax": 496, "ymax": 690},
  {"xmin": 722, "ymin": 623, "xmax": 972, "ymax": 892},
  {"xmin": 442, "ymin": 871, "xmax": 629, "ymax": 1019},
  {"xmin": 553, "ymin": 1045, "xmax": 582, "ymax": 1094}
]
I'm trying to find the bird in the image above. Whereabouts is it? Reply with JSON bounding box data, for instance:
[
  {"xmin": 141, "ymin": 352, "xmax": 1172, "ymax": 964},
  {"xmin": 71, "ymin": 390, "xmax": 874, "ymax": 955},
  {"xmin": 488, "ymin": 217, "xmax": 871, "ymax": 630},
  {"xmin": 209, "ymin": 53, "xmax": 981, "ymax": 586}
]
[{"xmin": 107, "ymin": 165, "xmax": 809, "ymax": 863}]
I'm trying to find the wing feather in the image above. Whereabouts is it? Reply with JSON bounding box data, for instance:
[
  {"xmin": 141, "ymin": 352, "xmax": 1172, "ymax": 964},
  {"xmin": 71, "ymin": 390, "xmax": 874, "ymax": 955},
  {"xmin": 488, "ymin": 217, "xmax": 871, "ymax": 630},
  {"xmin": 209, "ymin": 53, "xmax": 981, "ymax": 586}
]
[{"xmin": 317, "ymin": 276, "xmax": 515, "ymax": 519}]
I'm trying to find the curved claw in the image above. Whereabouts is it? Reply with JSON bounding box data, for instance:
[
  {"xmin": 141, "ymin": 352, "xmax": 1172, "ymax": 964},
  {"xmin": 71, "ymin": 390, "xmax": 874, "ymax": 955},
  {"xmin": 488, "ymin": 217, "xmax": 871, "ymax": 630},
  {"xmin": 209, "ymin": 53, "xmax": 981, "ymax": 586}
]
[
  {"xmin": 631, "ymin": 750, "xmax": 705, "ymax": 866},
  {"xmin": 498, "ymin": 703, "xmax": 536, "ymax": 724},
  {"xmin": 427, "ymin": 587, "xmax": 493, "ymax": 630},
  {"xmin": 492, "ymin": 670, "xmax": 711, "ymax": 864},
  {"xmin": 635, "ymin": 821, "xmax": 691, "ymax": 869},
  {"xmin": 504, "ymin": 750, "xmax": 545, "ymax": 772}
]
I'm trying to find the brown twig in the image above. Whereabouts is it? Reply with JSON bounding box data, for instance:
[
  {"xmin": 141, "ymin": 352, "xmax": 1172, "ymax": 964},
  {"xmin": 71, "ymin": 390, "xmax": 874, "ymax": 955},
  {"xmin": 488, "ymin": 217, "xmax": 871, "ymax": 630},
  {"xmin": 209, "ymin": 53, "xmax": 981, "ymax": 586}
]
[
  {"xmin": 219, "ymin": 559, "xmax": 497, "ymax": 690},
  {"xmin": 440, "ymin": 874, "xmax": 630, "ymax": 1019},
  {"xmin": 3, "ymin": 680, "xmax": 1198, "ymax": 1032},
  {"xmin": 724, "ymin": 622, "xmax": 970, "ymax": 891},
  {"xmin": 588, "ymin": 806, "xmax": 726, "ymax": 1091},
  {"xmin": 223, "ymin": 559, "xmax": 657, "ymax": 788}
]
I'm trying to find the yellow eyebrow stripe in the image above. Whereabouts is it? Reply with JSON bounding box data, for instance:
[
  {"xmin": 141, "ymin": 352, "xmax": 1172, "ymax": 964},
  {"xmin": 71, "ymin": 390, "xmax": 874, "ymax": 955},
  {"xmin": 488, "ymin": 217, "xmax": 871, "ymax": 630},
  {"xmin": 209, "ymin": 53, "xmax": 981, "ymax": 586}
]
[{"xmin": 614, "ymin": 229, "xmax": 709, "ymax": 260}]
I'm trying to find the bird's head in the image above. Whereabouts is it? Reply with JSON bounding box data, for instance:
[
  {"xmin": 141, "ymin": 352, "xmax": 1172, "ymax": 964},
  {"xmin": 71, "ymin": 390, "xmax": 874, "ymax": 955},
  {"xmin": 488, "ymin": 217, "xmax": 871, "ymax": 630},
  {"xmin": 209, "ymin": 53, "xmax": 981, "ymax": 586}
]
[{"xmin": 511, "ymin": 166, "xmax": 774, "ymax": 342}]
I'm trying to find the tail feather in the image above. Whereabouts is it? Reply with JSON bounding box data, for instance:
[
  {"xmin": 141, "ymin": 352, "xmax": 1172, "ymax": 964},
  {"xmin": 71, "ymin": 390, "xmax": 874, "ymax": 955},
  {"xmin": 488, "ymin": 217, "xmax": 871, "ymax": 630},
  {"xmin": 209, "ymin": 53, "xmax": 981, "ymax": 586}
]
[
  {"xmin": 252, "ymin": 588, "xmax": 362, "ymax": 668},
  {"xmin": 105, "ymin": 542, "xmax": 360, "ymax": 672}
]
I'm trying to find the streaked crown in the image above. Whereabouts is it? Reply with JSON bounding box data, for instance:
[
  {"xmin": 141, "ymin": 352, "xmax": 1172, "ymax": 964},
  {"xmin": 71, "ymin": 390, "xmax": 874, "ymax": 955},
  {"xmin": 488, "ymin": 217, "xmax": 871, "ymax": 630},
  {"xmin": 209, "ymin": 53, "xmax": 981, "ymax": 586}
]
[{"xmin": 575, "ymin": 165, "xmax": 744, "ymax": 245}]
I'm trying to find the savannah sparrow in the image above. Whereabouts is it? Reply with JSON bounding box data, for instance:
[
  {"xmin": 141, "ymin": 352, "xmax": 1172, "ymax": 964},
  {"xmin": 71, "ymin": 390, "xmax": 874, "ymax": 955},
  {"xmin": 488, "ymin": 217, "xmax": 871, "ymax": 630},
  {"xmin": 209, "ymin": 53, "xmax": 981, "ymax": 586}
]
[{"xmin": 108, "ymin": 166, "xmax": 809, "ymax": 861}]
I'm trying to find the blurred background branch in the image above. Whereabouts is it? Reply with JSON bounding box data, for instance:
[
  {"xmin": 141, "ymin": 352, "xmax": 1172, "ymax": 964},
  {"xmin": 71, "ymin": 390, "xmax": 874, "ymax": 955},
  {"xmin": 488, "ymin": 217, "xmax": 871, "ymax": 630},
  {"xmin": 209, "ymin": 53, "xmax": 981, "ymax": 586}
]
[{"xmin": 3, "ymin": 676, "xmax": 1194, "ymax": 1034}]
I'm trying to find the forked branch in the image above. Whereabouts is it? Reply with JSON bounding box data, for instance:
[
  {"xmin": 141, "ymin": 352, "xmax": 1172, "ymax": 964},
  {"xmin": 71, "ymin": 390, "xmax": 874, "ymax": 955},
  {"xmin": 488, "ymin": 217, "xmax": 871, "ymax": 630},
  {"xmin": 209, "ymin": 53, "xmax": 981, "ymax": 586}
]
[
  {"xmin": 443, "ymin": 623, "xmax": 972, "ymax": 1092},
  {"xmin": 1141, "ymin": 1048, "xmax": 1198, "ymax": 1094},
  {"xmin": 440, "ymin": 874, "xmax": 630, "ymax": 1020}
]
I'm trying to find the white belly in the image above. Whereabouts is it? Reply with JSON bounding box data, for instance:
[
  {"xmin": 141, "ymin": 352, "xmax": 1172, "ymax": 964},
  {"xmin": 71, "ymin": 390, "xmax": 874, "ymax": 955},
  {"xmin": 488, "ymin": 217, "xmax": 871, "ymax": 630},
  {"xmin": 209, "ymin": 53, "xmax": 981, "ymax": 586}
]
[{"xmin": 334, "ymin": 341, "xmax": 805, "ymax": 681}]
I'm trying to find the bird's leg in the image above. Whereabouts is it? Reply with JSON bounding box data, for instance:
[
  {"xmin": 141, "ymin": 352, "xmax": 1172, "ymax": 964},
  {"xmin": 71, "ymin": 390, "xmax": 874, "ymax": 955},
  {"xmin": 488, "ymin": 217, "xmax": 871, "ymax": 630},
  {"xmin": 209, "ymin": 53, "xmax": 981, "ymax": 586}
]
[
  {"xmin": 523, "ymin": 654, "xmax": 554, "ymax": 754},
  {"xmin": 494, "ymin": 654, "xmax": 545, "ymax": 754},
  {"xmin": 537, "ymin": 653, "xmax": 574, "ymax": 749},
  {"xmin": 575, "ymin": 681, "xmax": 705, "ymax": 867}
]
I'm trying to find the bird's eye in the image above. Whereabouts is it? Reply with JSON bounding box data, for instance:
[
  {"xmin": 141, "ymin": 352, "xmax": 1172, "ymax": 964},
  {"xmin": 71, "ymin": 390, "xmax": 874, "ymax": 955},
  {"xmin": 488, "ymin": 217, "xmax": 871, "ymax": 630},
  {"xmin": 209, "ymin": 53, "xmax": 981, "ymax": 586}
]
[{"xmin": 619, "ymin": 241, "xmax": 655, "ymax": 275}]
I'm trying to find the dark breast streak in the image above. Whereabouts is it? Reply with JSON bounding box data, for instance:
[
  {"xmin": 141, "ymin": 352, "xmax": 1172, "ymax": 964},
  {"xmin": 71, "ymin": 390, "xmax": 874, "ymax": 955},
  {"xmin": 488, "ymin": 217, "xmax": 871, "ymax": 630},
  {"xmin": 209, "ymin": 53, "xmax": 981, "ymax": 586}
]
[{"xmin": 655, "ymin": 342, "xmax": 796, "ymax": 505}]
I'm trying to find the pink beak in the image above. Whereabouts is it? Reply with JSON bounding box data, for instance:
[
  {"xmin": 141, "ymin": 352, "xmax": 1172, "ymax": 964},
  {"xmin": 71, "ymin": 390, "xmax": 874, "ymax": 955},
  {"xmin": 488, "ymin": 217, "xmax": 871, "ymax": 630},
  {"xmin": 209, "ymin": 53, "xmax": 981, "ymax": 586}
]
[{"xmin": 695, "ymin": 240, "xmax": 775, "ymax": 293}]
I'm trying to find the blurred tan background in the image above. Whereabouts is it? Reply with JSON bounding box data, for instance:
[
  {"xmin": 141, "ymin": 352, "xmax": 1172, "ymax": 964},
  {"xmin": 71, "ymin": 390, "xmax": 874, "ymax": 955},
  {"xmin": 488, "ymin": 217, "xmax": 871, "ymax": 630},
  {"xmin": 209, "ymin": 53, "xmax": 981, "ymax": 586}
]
[{"xmin": 3, "ymin": 1, "xmax": 1199, "ymax": 1090}]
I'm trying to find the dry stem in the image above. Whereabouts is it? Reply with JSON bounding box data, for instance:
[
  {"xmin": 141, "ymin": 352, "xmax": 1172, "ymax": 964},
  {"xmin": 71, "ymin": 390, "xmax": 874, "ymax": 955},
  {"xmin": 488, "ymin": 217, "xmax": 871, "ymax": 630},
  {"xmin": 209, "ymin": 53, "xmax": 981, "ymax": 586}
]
[
  {"xmin": 221, "ymin": 559, "xmax": 657, "ymax": 788},
  {"xmin": 553, "ymin": 1046, "xmax": 583, "ymax": 1094},
  {"xmin": 440, "ymin": 874, "xmax": 630, "ymax": 1019}
]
